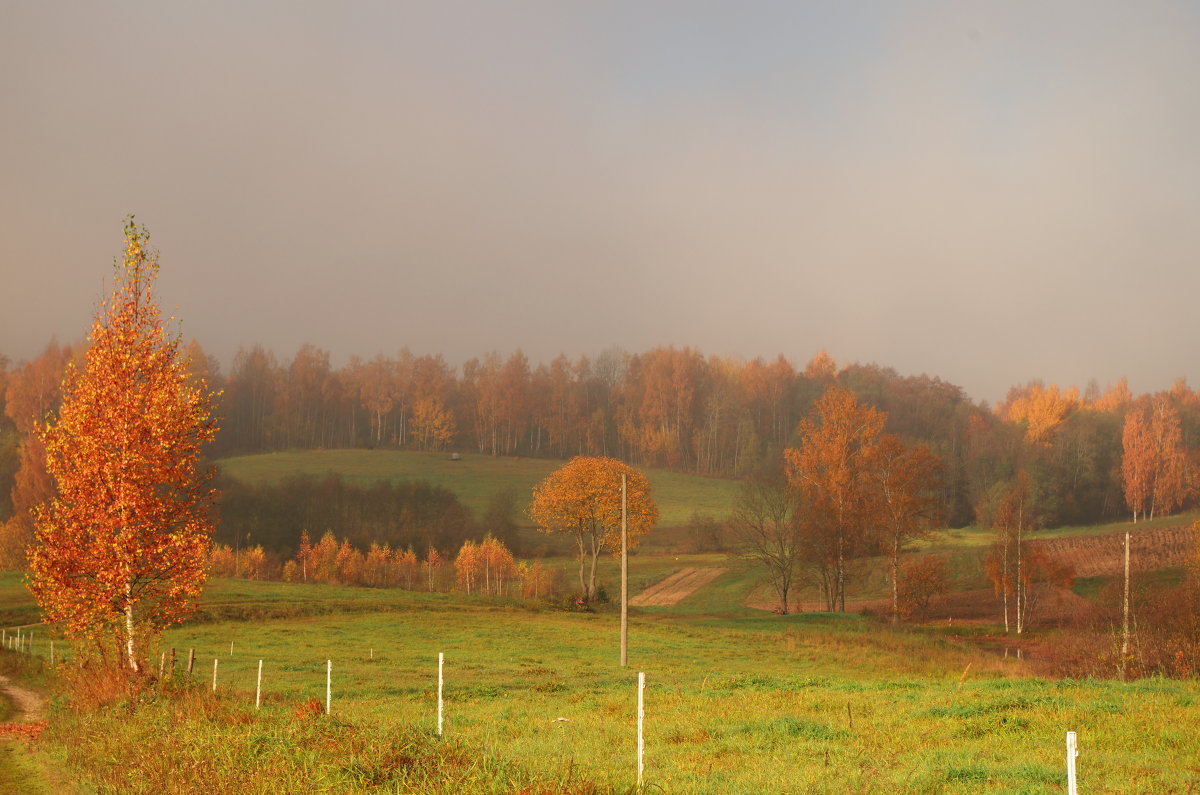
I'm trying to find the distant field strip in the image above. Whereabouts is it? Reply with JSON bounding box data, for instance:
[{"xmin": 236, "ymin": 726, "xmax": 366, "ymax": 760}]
[
  {"xmin": 630, "ymin": 567, "xmax": 728, "ymax": 606},
  {"xmin": 1035, "ymin": 525, "xmax": 1196, "ymax": 577}
]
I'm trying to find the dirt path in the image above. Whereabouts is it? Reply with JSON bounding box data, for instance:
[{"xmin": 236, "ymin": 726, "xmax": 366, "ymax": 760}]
[
  {"xmin": 630, "ymin": 567, "xmax": 728, "ymax": 606},
  {"xmin": 0, "ymin": 673, "xmax": 56, "ymax": 795},
  {"xmin": 0, "ymin": 676, "xmax": 46, "ymax": 725}
]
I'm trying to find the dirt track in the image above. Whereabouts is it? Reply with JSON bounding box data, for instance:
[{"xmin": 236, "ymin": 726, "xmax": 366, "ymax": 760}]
[
  {"xmin": 630, "ymin": 567, "xmax": 727, "ymax": 606},
  {"xmin": 0, "ymin": 676, "xmax": 44, "ymax": 725}
]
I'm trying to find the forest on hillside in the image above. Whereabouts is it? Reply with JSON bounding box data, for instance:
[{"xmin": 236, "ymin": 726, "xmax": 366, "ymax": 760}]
[{"xmin": 2, "ymin": 340, "xmax": 1198, "ymax": 567}]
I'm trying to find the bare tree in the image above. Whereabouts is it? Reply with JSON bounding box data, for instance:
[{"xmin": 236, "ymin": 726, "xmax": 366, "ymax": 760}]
[{"xmin": 729, "ymin": 465, "xmax": 804, "ymax": 614}]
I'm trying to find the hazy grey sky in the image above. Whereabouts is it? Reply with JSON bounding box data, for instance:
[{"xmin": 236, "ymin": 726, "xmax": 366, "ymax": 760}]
[{"xmin": 3, "ymin": 1, "xmax": 1198, "ymax": 404}]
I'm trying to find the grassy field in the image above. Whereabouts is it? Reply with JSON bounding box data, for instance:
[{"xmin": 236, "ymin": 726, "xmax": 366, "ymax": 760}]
[
  {"xmin": 215, "ymin": 449, "xmax": 741, "ymax": 528},
  {"xmin": 4, "ymin": 570, "xmax": 1199, "ymax": 793}
]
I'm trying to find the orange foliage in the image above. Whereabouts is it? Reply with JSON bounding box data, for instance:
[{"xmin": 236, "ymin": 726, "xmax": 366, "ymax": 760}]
[
  {"xmin": 874, "ymin": 434, "xmax": 943, "ymax": 622},
  {"xmin": 785, "ymin": 385, "xmax": 886, "ymax": 611},
  {"xmin": 424, "ymin": 546, "xmax": 444, "ymax": 591},
  {"xmin": 1089, "ymin": 377, "xmax": 1132, "ymax": 413},
  {"xmin": 998, "ymin": 382, "xmax": 1079, "ymax": 444},
  {"xmin": 395, "ymin": 546, "xmax": 419, "ymax": 590},
  {"xmin": 410, "ymin": 397, "xmax": 456, "ymax": 451},
  {"xmin": 478, "ymin": 534, "xmax": 516, "ymax": 596},
  {"xmin": 896, "ymin": 554, "xmax": 948, "ymax": 620},
  {"xmin": 1122, "ymin": 397, "xmax": 1188, "ymax": 522},
  {"xmin": 454, "ymin": 539, "xmax": 479, "ymax": 594},
  {"xmin": 529, "ymin": 456, "xmax": 657, "ymax": 600},
  {"xmin": 803, "ymin": 350, "xmax": 837, "ymax": 382},
  {"xmin": 28, "ymin": 220, "xmax": 219, "ymax": 672}
]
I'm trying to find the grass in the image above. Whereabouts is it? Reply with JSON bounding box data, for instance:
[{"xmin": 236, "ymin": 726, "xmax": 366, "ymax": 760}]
[
  {"xmin": 6, "ymin": 576, "xmax": 1198, "ymax": 793},
  {"xmin": 215, "ymin": 449, "xmax": 741, "ymax": 527},
  {"xmin": 3, "ymin": 495, "xmax": 1199, "ymax": 792}
]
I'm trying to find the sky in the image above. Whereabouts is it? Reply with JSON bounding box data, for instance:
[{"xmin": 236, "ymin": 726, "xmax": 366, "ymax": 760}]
[{"xmin": 2, "ymin": 1, "xmax": 1198, "ymax": 405}]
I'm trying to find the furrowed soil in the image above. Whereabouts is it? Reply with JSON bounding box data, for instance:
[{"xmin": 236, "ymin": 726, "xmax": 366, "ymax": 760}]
[
  {"xmin": 630, "ymin": 567, "xmax": 729, "ymax": 606},
  {"xmin": 1035, "ymin": 523, "xmax": 1197, "ymax": 577}
]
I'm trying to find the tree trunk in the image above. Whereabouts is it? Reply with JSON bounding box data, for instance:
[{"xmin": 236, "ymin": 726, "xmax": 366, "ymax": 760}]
[
  {"xmin": 837, "ymin": 537, "xmax": 845, "ymax": 613},
  {"xmin": 891, "ymin": 536, "xmax": 900, "ymax": 624},
  {"xmin": 576, "ymin": 535, "xmax": 587, "ymax": 597},
  {"xmin": 124, "ymin": 582, "xmax": 139, "ymax": 672},
  {"xmin": 1001, "ymin": 535, "xmax": 1010, "ymax": 634},
  {"xmin": 587, "ymin": 541, "xmax": 600, "ymax": 601},
  {"xmin": 1016, "ymin": 520, "xmax": 1024, "ymax": 635}
]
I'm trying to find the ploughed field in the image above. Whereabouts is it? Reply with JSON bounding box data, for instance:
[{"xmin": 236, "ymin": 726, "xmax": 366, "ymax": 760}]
[{"xmin": 12, "ymin": 575, "xmax": 1197, "ymax": 793}]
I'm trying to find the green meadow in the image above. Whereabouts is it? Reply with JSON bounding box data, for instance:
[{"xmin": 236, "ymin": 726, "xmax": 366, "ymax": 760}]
[
  {"xmin": 4, "ymin": 570, "xmax": 1199, "ymax": 793},
  {"xmin": 215, "ymin": 449, "xmax": 740, "ymax": 528},
  {"xmin": 3, "ymin": 454, "xmax": 1198, "ymax": 792}
]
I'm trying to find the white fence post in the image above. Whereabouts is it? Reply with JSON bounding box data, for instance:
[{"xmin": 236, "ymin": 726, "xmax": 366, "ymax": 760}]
[
  {"xmin": 437, "ymin": 652, "xmax": 444, "ymax": 736},
  {"xmin": 637, "ymin": 671, "xmax": 645, "ymax": 790},
  {"xmin": 256, "ymin": 660, "xmax": 263, "ymax": 709},
  {"xmin": 326, "ymin": 660, "xmax": 332, "ymax": 715},
  {"xmin": 1066, "ymin": 731, "xmax": 1079, "ymax": 795},
  {"xmin": 212, "ymin": 658, "xmax": 218, "ymax": 692}
]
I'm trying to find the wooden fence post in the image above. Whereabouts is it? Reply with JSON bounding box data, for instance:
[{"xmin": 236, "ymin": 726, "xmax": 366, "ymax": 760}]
[
  {"xmin": 187, "ymin": 648, "xmax": 195, "ymax": 675},
  {"xmin": 326, "ymin": 660, "xmax": 332, "ymax": 715},
  {"xmin": 437, "ymin": 652, "xmax": 444, "ymax": 736},
  {"xmin": 1066, "ymin": 731, "xmax": 1079, "ymax": 795},
  {"xmin": 637, "ymin": 671, "xmax": 645, "ymax": 790},
  {"xmin": 212, "ymin": 658, "xmax": 218, "ymax": 692},
  {"xmin": 170, "ymin": 648, "xmax": 176, "ymax": 677},
  {"xmin": 256, "ymin": 660, "xmax": 263, "ymax": 709}
]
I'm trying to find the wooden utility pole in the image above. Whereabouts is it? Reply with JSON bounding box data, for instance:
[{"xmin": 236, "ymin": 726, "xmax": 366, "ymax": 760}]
[{"xmin": 621, "ymin": 473, "xmax": 629, "ymax": 667}]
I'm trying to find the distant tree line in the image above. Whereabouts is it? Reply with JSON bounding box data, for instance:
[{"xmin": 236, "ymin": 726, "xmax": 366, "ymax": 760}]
[{"xmin": 4, "ymin": 340, "xmax": 1200, "ymax": 569}]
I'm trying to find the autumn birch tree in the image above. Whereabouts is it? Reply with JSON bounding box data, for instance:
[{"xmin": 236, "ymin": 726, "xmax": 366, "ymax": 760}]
[
  {"xmin": 873, "ymin": 434, "xmax": 943, "ymax": 623},
  {"xmin": 785, "ymin": 386, "xmax": 885, "ymax": 612},
  {"xmin": 529, "ymin": 456, "xmax": 657, "ymax": 600},
  {"xmin": 28, "ymin": 219, "xmax": 219, "ymax": 672}
]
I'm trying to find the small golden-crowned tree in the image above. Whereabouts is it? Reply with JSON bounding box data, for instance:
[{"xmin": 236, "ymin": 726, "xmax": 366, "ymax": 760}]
[
  {"xmin": 529, "ymin": 456, "xmax": 657, "ymax": 600},
  {"xmin": 28, "ymin": 219, "xmax": 219, "ymax": 672}
]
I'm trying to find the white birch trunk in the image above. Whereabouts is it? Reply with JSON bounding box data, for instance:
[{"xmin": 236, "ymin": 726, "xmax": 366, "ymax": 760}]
[{"xmin": 125, "ymin": 583, "xmax": 139, "ymax": 672}]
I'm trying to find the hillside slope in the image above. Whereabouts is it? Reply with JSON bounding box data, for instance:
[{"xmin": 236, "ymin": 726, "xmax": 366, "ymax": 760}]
[{"xmin": 216, "ymin": 449, "xmax": 740, "ymax": 527}]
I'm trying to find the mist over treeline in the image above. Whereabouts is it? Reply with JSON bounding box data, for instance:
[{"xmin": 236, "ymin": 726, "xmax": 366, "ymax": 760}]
[{"xmin": 3, "ymin": 339, "xmax": 1199, "ymax": 563}]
